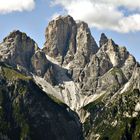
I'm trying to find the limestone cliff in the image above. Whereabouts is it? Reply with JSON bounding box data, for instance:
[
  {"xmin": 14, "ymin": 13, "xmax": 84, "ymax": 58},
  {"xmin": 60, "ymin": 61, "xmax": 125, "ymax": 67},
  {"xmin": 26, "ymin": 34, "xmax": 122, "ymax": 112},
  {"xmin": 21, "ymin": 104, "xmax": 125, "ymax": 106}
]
[{"xmin": 0, "ymin": 15, "xmax": 140, "ymax": 140}]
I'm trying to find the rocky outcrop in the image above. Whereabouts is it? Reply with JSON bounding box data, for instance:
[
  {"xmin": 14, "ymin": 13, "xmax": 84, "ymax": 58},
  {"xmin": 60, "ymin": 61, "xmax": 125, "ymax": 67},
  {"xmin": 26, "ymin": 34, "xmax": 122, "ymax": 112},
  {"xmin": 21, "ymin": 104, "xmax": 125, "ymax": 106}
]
[
  {"xmin": 42, "ymin": 15, "xmax": 137, "ymax": 110},
  {"xmin": 99, "ymin": 33, "xmax": 108, "ymax": 47},
  {"xmin": 68, "ymin": 36, "xmax": 135, "ymax": 96},
  {"xmin": 31, "ymin": 50, "xmax": 50, "ymax": 76},
  {"xmin": 82, "ymin": 64, "xmax": 140, "ymax": 140},
  {"xmin": 43, "ymin": 15, "xmax": 77, "ymax": 65},
  {"xmin": 0, "ymin": 30, "xmax": 38, "ymax": 69},
  {"xmin": 0, "ymin": 15, "xmax": 140, "ymax": 140},
  {"xmin": 43, "ymin": 15, "xmax": 98, "ymax": 66},
  {"xmin": 0, "ymin": 30, "xmax": 51, "ymax": 77},
  {"xmin": 74, "ymin": 21, "xmax": 98, "ymax": 64}
]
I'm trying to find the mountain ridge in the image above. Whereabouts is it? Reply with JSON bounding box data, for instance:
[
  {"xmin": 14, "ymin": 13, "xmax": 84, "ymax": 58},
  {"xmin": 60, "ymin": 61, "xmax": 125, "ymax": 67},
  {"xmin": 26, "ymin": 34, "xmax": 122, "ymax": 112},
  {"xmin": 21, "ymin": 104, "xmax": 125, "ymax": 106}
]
[{"xmin": 0, "ymin": 15, "xmax": 140, "ymax": 140}]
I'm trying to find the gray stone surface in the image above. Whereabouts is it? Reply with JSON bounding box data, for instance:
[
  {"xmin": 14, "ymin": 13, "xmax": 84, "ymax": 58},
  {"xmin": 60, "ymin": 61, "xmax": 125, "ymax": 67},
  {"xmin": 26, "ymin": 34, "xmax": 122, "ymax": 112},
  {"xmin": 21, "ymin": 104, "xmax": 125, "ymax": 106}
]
[{"xmin": 0, "ymin": 15, "xmax": 140, "ymax": 140}]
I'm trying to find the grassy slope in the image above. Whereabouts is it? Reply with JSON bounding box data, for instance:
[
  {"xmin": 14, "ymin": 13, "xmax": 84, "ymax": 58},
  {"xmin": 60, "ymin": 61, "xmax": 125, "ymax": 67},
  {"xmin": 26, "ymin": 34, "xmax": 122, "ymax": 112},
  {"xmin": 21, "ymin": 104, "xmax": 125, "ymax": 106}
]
[{"xmin": 83, "ymin": 88, "xmax": 140, "ymax": 140}]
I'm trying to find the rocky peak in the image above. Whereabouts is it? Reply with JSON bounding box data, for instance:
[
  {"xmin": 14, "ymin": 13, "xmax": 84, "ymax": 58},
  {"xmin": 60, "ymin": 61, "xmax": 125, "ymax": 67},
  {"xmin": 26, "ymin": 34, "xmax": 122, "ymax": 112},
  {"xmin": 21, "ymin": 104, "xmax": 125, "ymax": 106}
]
[
  {"xmin": 55, "ymin": 15, "xmax": 76, "ymax": 25},
  {"xmin": 99, "ymin": 33, "xmax": 108, "ymax": 47},
  {"xmin": 0, "ymin": 30, "xmax": 50, "ymax": 76},
  {"xmin": 44, "ymin": 15, "xmax": 77, "ymax": 64},
  {"xmin": 43, "ymin": 15, "xmax": 98, "ymax": 65},
  {"xmin": 98, "ymin": 37, "xmax": 129, "ymax": 67},
  {"xmin": 31, "ymin": 50, "xmax": 50, "ymax": 76},
  {"xmin": 0, "ymin": 15, "xmax": 140, "ymax": 140},
  {"xmin": 3, "ymin": 30, "xmax": 21, "ymax": 41},
  {"xmin": 101, "ymin": 38, "xmax": 117, "ymax": 52},
  {"xmin": 76, "ymin": 21, "xmax": 98, "ymax": 57},
  {"xmin": 3, "ymin": 30, "xmax": 38, "ymax": 49},
  {"xmin": 76, "ymin": 21, "xmax": 89, "ymax": 32}
]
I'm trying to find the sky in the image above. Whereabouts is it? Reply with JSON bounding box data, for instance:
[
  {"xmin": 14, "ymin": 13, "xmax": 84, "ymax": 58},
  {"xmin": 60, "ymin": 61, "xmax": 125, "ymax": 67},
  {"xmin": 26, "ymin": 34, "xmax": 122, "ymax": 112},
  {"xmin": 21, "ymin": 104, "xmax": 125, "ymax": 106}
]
[{"xmin": 0, "ymin": 0, "xmax": 140, "ymax": 62}]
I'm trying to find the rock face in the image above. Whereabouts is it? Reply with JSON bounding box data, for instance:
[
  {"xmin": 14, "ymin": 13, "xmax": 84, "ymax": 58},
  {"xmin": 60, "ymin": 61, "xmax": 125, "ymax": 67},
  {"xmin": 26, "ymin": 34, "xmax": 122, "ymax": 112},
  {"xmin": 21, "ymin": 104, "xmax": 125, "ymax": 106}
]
[
  {"xmin": 99, "ymin": 33, "xmax": 108, "ymax": 47},
  {"xmin": 42, "ymin": 15, "xmax": 140, "ymax": 139},
  {"xmin": 0, "ymin": 30, "xmax": 38, "ymax": 69},
  {"xmin": 0, "ymin": 15, "xmax": 140, "ymax": 140},
  {"xmin": 31, "ymin": 50, "xmax": 50, "ymax": 76},
  {"xmin": 82, "ymin": 64, "xmax": 140, "ymax": 140},
  {"xmin": 43, "ymin": 15, "xmax": 98, "ymax": 65},
  {"xmin": 44, "ymin": 15, "xmax": 77, "ymax": 64},
  {"xmin": 0, "ymin": 30, "xmax": 50, "ymax": 76}
]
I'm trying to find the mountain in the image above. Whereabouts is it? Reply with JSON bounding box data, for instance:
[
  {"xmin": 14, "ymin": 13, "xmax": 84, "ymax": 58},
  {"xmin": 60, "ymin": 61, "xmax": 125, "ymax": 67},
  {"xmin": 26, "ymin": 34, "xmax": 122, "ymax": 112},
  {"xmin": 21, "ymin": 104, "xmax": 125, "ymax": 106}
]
[{"xmin": 0, "ymin": 15, "xmax": 140, "ymax": 140}]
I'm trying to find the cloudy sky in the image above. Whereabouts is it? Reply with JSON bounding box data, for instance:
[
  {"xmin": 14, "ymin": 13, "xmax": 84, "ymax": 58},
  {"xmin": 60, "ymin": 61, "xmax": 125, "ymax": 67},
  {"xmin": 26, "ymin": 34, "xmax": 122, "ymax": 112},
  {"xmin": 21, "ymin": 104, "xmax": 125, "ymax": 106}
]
[{"xmin": 0, "ymin": 0, "xmax": 140, "ymax": 62}]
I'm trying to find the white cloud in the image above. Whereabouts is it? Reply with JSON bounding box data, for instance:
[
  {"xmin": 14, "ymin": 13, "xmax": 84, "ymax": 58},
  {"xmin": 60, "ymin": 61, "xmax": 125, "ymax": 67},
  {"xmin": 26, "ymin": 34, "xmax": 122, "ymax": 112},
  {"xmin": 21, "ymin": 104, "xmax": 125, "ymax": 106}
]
[
  {"xmin": 51, "ymin": 0, "xmax": 140, "ymax": 33},
  {"xmin": 104, "ymin": 0, "xmax": 140, "ymax": 10},
  {"xmin": 117, "ymin": 14, "xmax": 140, "ymax": 33},
  {"xmin": 51, "ymin": 13, "xmax": 61, "ymax": 20},
  {"xmin": 0, "ymin": 0, "xmax": 35, "ymax": 14}
]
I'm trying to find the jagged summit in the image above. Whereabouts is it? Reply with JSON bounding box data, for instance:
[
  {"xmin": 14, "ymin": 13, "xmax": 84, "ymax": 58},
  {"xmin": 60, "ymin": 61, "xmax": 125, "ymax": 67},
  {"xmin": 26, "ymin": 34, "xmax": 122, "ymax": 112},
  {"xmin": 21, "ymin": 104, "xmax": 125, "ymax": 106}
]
[
  {"xmin": 3, "ymin": 30, "xmax": 37, "ymax": 45},
  {"xmin": 4, "ymin": 30, "xmax": 21, "ymax": 39},
  {"xmin": 99, "ymin": 33, "xmax": 108, "ymax": 47},
  {"xmin": 0, "ymin": 30, "xmax": 50, "ymax": 76},
  {"xmin": 44, "ymin": 15, "xmax": 77, "ymax": 64},
  {"xmin": 76, "ymin": 21, "xmax": 89, "ymax": 30},
  {"xmin": 53, "ymin": 14, "xmax": 74, "ymax": 21},
  {"xmin": 44, "ymin": 15, "xmax": 135, "ymax": 68},
  {"xmin": 43, "ymin": 15, "xmax": 98, "ymax": 65},
  {"xmin": 0, "ymin": 15, "xmax": 140, "ymax": 140}
]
